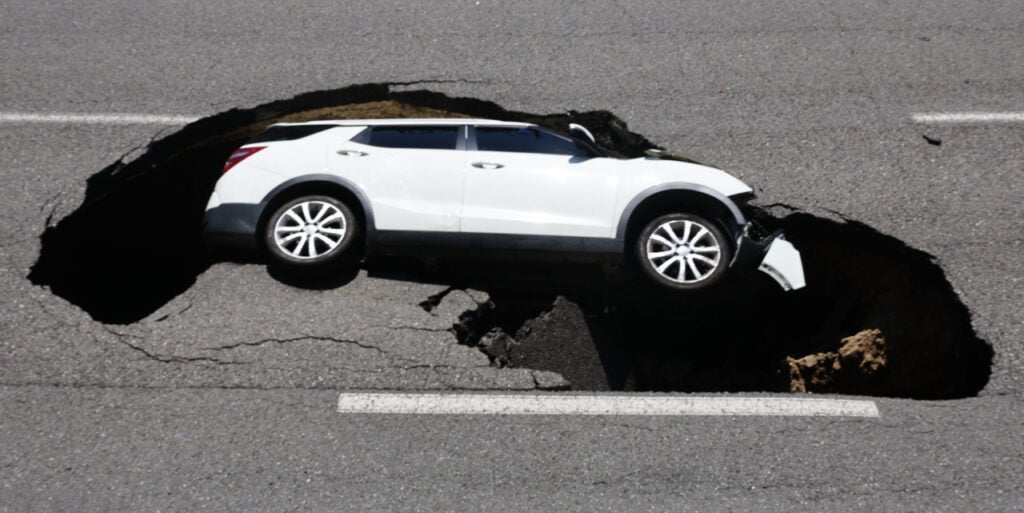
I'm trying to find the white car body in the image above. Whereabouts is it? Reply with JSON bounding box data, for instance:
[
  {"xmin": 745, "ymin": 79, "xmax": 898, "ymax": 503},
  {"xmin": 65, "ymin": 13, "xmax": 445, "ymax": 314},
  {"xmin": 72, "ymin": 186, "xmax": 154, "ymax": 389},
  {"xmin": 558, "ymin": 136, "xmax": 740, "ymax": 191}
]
[{"xmin": 204, "ymin": 118, "xmax": 804, "ymax": 290}]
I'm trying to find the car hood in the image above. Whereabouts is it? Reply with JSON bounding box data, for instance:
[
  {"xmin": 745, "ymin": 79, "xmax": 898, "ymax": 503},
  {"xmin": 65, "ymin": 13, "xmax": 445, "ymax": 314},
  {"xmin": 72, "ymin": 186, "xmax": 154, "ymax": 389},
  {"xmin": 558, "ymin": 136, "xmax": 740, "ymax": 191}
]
[
  {"xmin": 642, "ymin": 148, "xmax": 710, "ymax": 166},
  {"xmin": 621, "ymin": 157, "xmax": 754, "ymax": 198}
]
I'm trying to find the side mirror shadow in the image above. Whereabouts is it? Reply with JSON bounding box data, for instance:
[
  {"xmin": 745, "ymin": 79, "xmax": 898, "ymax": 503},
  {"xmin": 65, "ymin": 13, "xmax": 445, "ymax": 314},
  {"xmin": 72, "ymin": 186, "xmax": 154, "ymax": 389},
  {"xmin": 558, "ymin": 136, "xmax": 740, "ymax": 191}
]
[{"xmin": 570, "ymin": 144, "xmax": 596, "ymax": 161}]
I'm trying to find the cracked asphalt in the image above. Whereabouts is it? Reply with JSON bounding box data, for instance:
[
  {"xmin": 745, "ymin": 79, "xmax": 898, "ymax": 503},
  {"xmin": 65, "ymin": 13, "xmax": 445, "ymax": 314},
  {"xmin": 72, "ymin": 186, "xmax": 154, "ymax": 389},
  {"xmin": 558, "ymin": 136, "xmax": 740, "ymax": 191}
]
[
  {"xmin": 1, "ymin": 1, "xmax": 1023, "ymax": 511},
  {"xmin": 101, "ymin": 267, "xmax": 565, "ymax": 390}
]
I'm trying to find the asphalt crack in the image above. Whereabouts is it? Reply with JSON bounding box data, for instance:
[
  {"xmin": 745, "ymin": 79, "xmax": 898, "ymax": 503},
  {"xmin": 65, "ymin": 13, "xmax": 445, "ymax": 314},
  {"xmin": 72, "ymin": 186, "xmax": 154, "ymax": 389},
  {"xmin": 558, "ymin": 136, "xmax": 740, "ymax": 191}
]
[
  {"xmin": 201, "ymin": 335, "xmax": 390, "ymax": 356},
  {"xmin": 100, "ymin": 329, "xmax": 246, "ymax": 366},
  {"xmin": 153, "ymin": 302, "xmax": 193, "ymax": 322}
]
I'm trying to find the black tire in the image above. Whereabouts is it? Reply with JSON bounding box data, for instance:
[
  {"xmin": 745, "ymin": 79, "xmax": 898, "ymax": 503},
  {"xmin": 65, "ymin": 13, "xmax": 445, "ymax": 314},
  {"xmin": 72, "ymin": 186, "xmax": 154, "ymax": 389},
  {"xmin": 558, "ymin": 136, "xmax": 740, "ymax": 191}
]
[
  {"xmin": 263, "ymin": 195, "xmax": 360, "ymax": 271},
  {"xmin": 635, "ymin": 213, "xmax": 732, "ymax": 290}
]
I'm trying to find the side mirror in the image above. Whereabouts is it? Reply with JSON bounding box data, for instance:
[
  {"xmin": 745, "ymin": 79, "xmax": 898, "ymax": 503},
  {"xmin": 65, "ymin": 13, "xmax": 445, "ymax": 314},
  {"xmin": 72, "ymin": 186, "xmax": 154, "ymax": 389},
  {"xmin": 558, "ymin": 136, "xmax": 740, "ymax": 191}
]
[{"xmin": 568, "ymin": 123, "xmax": 596, "ymax": 144}]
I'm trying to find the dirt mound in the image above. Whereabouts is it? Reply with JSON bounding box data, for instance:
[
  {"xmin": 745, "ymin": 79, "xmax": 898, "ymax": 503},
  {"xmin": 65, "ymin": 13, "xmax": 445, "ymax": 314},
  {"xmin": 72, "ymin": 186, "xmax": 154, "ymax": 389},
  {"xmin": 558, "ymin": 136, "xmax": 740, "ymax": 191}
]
[{"xmin": 788, "ymin": 329, "xmax": 888, "ymax": 394}]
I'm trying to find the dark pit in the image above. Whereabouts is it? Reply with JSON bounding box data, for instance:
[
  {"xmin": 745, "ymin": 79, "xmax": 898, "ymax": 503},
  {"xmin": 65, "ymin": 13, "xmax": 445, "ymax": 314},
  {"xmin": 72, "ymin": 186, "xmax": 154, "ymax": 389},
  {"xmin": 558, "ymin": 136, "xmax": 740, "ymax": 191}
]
[{"xmin": 29, "ymin": 83, "xmax": 992, "ymax": 398}]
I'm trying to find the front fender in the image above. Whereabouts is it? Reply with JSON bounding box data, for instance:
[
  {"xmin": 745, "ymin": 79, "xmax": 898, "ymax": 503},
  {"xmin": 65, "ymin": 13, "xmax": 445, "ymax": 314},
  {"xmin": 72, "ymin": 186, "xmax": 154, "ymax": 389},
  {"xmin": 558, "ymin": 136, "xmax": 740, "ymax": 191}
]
[{"xmin": 615, "ymin": 182, "xmax": 748, "ymax": 241}]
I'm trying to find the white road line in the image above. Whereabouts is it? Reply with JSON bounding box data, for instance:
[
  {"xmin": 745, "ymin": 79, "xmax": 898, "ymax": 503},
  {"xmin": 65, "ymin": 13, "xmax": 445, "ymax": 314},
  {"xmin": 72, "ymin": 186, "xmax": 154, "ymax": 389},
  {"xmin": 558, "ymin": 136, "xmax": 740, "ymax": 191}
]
[
  {"xmin": 336, "ymin": 392, "xmax": 880, "ymax": 417},
  {"xmin": 912, "ymin": 112, "xmax": 1024, "ymax": 124},
  {"xmin": 0, "ymin": 112, "xmax": 200, "ymax": 125}
]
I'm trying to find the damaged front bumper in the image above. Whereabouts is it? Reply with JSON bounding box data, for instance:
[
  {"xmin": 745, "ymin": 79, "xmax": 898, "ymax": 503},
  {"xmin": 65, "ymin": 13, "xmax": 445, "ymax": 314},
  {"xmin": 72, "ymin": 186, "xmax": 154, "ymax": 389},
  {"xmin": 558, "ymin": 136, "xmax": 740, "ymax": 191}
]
[{"xmin": 733, "ymin": 224, "xmax": 806, "ymax": 291}]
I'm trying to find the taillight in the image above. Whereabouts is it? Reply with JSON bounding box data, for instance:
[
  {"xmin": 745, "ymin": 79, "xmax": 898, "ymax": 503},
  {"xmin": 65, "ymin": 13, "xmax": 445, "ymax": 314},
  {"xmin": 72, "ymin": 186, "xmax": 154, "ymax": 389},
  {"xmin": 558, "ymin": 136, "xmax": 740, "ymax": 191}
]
[{"xmin": 222, "ymin": 146, "xmax": 266, "ymax": 175}]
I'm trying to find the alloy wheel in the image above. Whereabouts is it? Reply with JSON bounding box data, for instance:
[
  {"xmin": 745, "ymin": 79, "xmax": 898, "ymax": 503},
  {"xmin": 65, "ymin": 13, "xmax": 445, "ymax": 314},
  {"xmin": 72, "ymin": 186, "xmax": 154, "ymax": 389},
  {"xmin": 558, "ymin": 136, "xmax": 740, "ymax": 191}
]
[
  {"xmin": 645, "ymin": 219, "xmax": 722, "ymax": 284},
  {"xmin": 273, "ymin": 200, "xmax": 348, "ymax": 260}
]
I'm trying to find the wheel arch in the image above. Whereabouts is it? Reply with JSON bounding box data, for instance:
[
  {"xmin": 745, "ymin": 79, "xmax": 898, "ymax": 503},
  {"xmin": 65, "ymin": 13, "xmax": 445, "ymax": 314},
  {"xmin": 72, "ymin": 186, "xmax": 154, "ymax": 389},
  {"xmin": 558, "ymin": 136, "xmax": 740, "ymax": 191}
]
[
  {"xmin": 256, "ymin": 174, "xmax": 375, "ymax": 246},
  {"xmin": 617, "ymin": 183, "xmax": 747, "ymax": 252}
]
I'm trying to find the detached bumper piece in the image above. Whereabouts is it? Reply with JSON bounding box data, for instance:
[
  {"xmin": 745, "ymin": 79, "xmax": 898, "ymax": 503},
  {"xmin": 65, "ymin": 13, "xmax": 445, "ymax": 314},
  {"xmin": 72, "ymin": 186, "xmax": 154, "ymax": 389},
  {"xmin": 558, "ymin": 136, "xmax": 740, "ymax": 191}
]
[
  {"xmin": 733, "ymin": 224, "xmax": 806, "ymax": 291},
  {"xmin": 758, "ymin": 237, "xmax": 805, "ymax": 290}
]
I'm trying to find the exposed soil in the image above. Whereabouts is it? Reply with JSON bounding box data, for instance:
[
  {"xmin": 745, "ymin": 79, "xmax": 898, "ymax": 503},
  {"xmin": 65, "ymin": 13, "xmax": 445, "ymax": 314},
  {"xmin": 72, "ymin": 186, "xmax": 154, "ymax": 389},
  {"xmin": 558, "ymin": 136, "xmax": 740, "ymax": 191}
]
[
  {"xmin": 787, "ymin": 329, "xmax": 888, "ymax": 394},
  {"xmin": 28, "ymin": 83, "xmax": 993, "ymax": 398},
  {"xmin": 276, "ymin": 101, "xmax": 471, "ymax": 122}
]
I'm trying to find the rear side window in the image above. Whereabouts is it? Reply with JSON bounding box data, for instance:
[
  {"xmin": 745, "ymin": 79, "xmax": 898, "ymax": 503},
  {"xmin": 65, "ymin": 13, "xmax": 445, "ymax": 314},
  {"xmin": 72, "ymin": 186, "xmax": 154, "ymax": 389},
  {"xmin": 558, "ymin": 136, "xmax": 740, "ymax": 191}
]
[
  {"xmin": 247, "ymin": 125, "xmax": 337, "ymax": 143},
  {"xmin": 367, "ymin": 126, "xmax": 459, "ymax": 150},
  {"xmin": 476, "ymin": 127, "xmax": 579, "ymax": 155}
]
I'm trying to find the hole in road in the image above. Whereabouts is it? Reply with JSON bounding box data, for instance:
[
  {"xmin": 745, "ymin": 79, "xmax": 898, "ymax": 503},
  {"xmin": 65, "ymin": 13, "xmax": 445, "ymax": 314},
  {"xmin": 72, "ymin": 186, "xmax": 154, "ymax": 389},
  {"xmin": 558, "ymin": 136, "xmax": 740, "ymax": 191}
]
[
  {"xmin": 28, "ymin": 83, "xmax": 992, "ymax": 398},
  {"xmin": 441, "ymin": 213, "xmax": 992, "ymax": 399}
]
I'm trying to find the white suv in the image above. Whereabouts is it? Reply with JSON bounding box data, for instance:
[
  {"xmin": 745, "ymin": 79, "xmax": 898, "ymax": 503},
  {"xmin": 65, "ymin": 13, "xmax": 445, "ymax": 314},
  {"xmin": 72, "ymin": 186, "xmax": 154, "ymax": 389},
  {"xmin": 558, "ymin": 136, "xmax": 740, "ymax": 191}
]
[{"xmin": 204, "ymin": 118, "xmax": 805, "ymax": 291}]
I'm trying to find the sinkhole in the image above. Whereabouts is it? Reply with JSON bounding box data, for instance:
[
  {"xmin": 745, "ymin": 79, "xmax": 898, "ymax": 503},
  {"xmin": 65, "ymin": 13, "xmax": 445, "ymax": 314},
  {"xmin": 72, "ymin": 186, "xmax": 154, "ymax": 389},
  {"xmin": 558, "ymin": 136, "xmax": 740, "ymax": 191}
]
[{"xmin": 28, "ymin": 82, "xmax": 992, "ymax": 398}]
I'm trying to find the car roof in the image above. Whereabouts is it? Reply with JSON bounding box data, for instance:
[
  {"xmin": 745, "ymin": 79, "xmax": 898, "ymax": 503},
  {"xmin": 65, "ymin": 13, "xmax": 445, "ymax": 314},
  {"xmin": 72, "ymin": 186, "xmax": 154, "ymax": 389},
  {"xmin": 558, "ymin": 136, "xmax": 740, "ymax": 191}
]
[{"xmin": 272, "ymin": 118, "xmax": 533, "ymax": 128}]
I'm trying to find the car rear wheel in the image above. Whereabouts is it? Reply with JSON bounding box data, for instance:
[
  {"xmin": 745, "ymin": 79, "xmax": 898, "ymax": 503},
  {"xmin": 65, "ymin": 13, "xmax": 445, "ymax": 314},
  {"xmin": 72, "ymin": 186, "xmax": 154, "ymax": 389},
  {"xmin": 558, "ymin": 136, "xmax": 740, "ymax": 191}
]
[
  {"xmin": 264, "ymin": 195, "xmax": 359, "ymax": 269},
  {"xmin": 636, "ymin": 213, "xmax": 731, "ymax": 290}
]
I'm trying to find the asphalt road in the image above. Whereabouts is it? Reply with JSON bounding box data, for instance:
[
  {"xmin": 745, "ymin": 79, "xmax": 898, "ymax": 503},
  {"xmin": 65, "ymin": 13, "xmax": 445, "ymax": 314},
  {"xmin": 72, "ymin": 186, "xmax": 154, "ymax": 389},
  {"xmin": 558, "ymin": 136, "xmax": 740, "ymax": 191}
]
[{"xmin": 2, "ymin": 1, "xmax": 1022, "ymax": 511}]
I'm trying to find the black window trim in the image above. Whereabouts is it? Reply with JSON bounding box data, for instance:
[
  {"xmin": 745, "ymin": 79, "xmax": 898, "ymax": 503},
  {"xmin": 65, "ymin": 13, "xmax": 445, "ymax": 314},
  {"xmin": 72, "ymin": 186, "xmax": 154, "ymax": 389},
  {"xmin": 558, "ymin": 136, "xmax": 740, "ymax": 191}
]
[
  {"xmin": 247, "ymin": 124, "xmax": 340, "ymax": 144},
  {"xmin": 361, "ymin": 125, "xmax": 463, "ymax": 151},
  {"xmin": 468, "ymin": 124, "xmax": 607, "ymax": 158}
]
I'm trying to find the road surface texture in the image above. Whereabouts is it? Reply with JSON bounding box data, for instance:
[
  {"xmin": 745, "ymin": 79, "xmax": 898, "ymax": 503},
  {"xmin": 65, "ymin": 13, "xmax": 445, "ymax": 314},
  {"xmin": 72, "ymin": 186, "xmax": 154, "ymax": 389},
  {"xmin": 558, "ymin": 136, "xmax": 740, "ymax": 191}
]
[{"xmin": 1, "ymin": 1, "xmax": 1022, "ymax": 511}]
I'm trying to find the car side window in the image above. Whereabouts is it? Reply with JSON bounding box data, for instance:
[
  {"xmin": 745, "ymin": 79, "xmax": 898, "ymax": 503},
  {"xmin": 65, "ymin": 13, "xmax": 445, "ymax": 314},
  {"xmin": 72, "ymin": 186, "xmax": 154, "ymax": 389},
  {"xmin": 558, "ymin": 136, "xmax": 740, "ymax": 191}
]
[
  {"xmin": 476, "ymin": 127, "xmax": 580, "ymax": 155},
  {"xmin": 367, "ymin": 126, "xmax": 459, "ymax": 150}
]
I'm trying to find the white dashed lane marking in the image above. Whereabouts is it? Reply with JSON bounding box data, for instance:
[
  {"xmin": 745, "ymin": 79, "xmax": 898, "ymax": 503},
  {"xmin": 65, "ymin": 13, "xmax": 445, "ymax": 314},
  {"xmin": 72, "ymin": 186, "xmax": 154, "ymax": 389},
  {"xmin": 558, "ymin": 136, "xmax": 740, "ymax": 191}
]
[
  {"xmin": 912, "ymin": 112, "xmax": 1024, "ymax": 124},
  {"xmin": 337, "ymin": 392, "xmax": 881, "ymax": 417},
  {"xmin": 0, "ymin": 112, "xmax": 200, "ymax": 125},
  {"xmin": 6, "ymin": 111, "xmax": 1022, "ymax": 127}
]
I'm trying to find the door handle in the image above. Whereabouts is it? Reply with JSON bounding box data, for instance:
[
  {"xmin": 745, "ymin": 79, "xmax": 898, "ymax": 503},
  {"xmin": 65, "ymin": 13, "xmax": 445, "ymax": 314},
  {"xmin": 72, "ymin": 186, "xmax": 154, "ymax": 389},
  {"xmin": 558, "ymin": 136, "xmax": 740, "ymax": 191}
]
[
  {"xmin": 336, "ymin": 150, "xmax": 368, "ymax": 157},
  {"xmin": 472, "ymin": 161, "xmax": 504, "ymax": 169}
]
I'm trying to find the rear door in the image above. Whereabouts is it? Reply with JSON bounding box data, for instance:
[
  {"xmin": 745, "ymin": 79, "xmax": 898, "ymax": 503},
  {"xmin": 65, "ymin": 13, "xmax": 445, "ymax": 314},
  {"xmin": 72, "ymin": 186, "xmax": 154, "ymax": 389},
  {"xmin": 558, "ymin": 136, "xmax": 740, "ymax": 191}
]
[
  {"xmin": 328, "ymin": 125, "xmax": 466, "ymax": 232},
  {"xmin": 460, "ymin": 126, "xmax": 619, "ymax": 238}
]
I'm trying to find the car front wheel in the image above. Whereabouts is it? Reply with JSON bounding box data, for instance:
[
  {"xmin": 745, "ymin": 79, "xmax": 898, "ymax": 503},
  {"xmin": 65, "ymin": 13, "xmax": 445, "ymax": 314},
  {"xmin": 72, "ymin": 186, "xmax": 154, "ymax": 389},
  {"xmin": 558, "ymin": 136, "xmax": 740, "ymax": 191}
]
[
  {"xmin": 264, "ymin": 195, "xmax": 359, "ymax": 269},
  {"xmin": 636, "ymin": 213, "xmax": 732, "ymax": 290}
]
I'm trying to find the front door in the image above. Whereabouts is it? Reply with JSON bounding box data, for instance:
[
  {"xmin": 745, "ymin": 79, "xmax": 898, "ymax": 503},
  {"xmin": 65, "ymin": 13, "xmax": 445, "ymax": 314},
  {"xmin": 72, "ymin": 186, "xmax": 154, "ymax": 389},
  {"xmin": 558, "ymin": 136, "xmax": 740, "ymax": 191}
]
[
  {"xmin": 328, "ymin": 125, "xmax": 466, "ymax": 232},
  {"xmin": 460, "ymin": 126, "xmax": 619, "ymax": 238}
]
